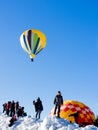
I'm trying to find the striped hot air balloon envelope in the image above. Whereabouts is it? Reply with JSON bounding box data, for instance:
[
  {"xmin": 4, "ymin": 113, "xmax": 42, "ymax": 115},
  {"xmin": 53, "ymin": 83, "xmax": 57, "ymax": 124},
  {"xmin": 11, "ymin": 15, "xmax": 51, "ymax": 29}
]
[
  {"xmin": 20, "ymin": 29, "xmax": 46, "ymax": 61},
  {"xmin": 50, "ymin": 100, "xmax": 95, "ymax": 125}
]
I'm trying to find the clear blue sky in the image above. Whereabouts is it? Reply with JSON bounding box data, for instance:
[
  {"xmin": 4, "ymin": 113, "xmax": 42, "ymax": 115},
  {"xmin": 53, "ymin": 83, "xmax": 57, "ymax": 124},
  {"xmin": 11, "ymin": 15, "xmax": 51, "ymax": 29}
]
[{"xmin": 0, "ymin": 0, "xmax": 98, "ymax": 119}]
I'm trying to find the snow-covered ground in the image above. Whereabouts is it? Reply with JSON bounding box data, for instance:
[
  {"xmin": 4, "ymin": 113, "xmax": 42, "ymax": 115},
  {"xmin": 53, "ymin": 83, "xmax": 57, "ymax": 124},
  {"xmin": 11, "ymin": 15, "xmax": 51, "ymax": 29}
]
[{"xmin": 0, "ymin": 114, "xmax": 98, "ymax": 130}]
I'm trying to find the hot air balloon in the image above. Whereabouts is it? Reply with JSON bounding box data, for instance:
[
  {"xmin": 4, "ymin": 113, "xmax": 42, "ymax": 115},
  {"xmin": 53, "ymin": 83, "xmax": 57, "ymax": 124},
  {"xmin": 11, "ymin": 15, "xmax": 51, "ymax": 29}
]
[
  {"xmin": 20, "ymin": 29, "xmax": 46, "ymax": 61},
  {"xmin": 50, "ymin": 100, "xmax": 95, "ymax": 126}
]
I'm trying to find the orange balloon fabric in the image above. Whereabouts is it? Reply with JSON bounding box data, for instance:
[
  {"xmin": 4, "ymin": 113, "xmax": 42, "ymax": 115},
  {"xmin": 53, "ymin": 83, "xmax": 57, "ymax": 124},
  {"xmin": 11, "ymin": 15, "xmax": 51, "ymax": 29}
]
[{"xmin": 50, "ymin": 100, "xmax": 95, "ymax": 125}]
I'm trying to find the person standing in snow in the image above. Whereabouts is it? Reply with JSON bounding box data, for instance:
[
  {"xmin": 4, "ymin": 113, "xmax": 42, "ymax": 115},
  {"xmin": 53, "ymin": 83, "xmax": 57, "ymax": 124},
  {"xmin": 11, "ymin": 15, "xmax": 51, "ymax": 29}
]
[
  {"xmin": 2, "ymin": 103, "xmax": 6, "ymax": 113},
  {"xmin": 53, "ymin": 91, "xmax": 63, "ymax": 118},
  {"xmin": 10, "ymin": 100, "xmax": 15, "ymax": 117},
  {"xmin": 33, "ymin": 97, "xmax": 43, "ymax": 119}
]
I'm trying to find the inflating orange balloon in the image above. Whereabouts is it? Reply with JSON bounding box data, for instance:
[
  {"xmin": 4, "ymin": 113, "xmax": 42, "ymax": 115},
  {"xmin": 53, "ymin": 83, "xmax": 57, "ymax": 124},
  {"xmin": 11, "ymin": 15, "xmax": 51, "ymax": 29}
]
[{"xmin": 50, "ymin": 100, "xmax": 95, "ymax": 125}]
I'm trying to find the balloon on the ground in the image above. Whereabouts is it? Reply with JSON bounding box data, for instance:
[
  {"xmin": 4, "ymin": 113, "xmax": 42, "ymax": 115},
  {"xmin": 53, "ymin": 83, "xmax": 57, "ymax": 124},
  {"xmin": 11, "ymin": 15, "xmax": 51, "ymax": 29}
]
[
  {"xmin": 50, "ymin": 100, "xmax": 95, "ymax": 125},
  {"xmin": 20, "ymin": 29, "xmax": 46, "ymax": 61}
]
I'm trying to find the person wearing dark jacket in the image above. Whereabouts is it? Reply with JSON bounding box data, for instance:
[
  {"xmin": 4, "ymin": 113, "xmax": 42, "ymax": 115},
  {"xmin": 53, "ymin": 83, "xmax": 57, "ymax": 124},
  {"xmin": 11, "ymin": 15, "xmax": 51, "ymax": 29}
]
[
  {"xmin": 33, "ymin": 97, "xmax": 43, "ymax": 119},
  {"xmin": 53, "ymin": 91, "xmax": 63, "ymax": 118},
  {"xmin": 8, "ymin": 115, "xmax": 17, "ymax": 127},
  {"xmin": 10, "ymin": 100, "xmax": 15, "ymax": 117}
]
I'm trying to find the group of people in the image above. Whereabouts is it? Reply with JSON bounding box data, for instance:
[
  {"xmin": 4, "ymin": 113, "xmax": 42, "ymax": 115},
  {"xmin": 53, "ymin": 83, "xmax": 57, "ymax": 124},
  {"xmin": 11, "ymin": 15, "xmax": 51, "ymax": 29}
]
[
  {"xmin": 2, "ymin": 91, "xmax": 63, "ymax": 122},
  {"xmin": 2, "ymin": 91, "xmax": 98, "ymax": 128},
  {"xmin": 33, "ymin": 91, "xmax": 63, "ymax": 119},
  {"xmin": 3, "ymin": 100, "xmax": 27, "ymax": 127},
  {"xmin": 3, "ymin": 100, "xmax": 27, "ymax": 117}
]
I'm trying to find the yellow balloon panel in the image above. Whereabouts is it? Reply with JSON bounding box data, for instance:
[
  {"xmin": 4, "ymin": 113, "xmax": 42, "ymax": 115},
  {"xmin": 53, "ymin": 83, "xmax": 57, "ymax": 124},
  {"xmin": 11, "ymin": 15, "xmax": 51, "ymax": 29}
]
[
  {"xmin": 32, "ymin": 30, "xmax": 46, "ymax": 47},
  {"xmin": 60, "ymin": 110, "xmax": 75, "ymax": 123}
]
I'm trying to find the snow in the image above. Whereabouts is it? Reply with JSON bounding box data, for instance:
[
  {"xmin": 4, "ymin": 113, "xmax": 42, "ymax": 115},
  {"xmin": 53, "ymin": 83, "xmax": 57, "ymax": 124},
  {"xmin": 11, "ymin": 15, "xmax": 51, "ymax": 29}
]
[{"xmin": 0, "ymin": 114, "xmax": 98, "ymax": 130}]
